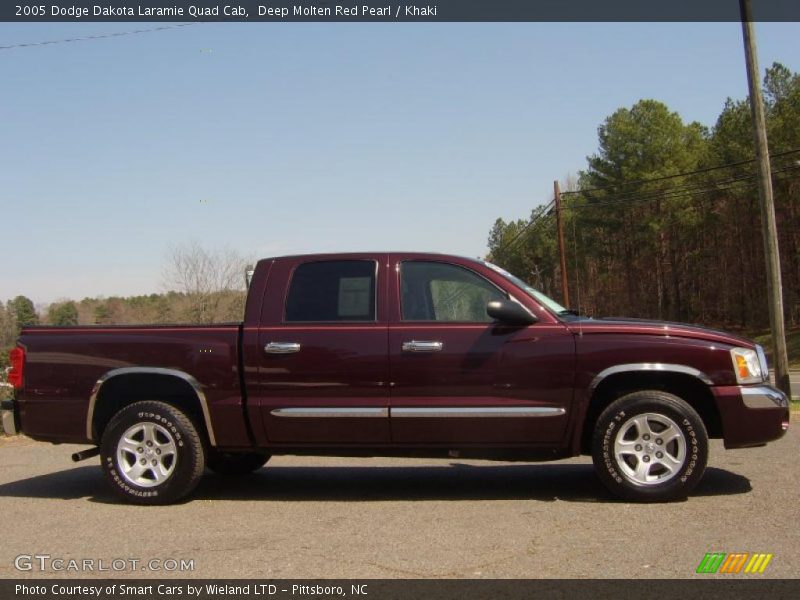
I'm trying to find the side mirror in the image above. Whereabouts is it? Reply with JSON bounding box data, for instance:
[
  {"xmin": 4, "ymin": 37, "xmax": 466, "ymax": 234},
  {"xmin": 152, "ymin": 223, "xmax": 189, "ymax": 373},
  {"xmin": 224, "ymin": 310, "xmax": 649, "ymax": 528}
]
[{"xmin": 486, "ymin": 299, "xmax": 538, "ymax": 326}]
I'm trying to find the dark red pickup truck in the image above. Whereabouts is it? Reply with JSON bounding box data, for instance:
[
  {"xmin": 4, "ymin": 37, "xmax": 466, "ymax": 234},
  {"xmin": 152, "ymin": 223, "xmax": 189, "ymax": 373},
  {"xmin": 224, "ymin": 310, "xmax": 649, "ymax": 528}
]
[{"xmin": 2, "ymin": 252, "xmax": 789, "ymax": 504}]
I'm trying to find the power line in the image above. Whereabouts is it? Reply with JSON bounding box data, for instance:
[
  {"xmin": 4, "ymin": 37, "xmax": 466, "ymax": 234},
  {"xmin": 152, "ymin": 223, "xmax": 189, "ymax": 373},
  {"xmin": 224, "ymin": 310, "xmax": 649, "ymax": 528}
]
[
  {"xmin": 560, "ymin": 156, "xmax": 800, "ymax": 209},
  {"xmin": 573, "ymin": 172, "xmax": 755, "ymax": 207},
  {"xmin": 561, "ymin": 147, "xmax": 800, "ymax": 196},
  {"xmin": 564, "ymin": 162, "xmax": 800, "ymax": 212},
  {"xmin": 566, "ymin": 178, "xmax": 756, "ymax": 212},
  {"xmin": 571, "ymin": 162, "xmax": 763, "ymax": 205},
  {"xmin": 502, "ymin": 169, "xmax": 760, "ymax": 255},
  {"xmin": 567, "ymin": 172, "xmax": 758, "ymax": 210},
  {"xmin": 492, "ymin": 201, "xmax": 554, "ymax": 257},
  {"xmin": 0, "ymin": 23, "xmax": 199, "ymax": 51},
  {"xmin": 502, "ymin": 217, "xmax": 552, "ymax": 256},
  {"xmin": 493, "ymin": 162, "xmax": 800, "ymax": 257},
  {"xmin": 495, "ymin": 169, "xmax": 755, "ymax": 256}
]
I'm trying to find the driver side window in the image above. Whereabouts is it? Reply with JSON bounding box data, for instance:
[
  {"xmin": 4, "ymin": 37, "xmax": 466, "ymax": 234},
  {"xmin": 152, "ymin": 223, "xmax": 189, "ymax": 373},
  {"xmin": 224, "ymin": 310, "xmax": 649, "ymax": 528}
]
[{"xmin": 400, "ymin": 261, "xmax": 505, "ymax": 322}]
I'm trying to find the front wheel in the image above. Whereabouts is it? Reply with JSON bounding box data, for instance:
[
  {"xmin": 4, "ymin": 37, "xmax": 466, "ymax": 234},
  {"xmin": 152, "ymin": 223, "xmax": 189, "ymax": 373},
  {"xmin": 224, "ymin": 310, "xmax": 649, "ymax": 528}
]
[
  {"xmin": 100, "ymin": 400, "xmax": 205, "ymax": 504},
  {"xmin": 592, "ymin": 390, "xmax": 708, "ymax": 502}
]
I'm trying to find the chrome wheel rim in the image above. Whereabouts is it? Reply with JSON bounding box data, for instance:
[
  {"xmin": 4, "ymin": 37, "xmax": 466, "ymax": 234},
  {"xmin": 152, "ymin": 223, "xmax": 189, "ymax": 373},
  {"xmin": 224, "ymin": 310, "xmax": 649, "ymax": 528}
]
[
  {"xmin": 116, "ymin": 422, "xmax": 177, "ymax": 488},
  {"xmin": 613, "ymin": 413, "xmax": 686, "ymax": 486}
]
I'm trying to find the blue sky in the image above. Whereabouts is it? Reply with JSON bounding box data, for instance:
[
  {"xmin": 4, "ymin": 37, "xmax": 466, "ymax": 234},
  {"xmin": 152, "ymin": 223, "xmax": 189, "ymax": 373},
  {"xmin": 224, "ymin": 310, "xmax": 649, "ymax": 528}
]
[{"xmin": 1, "ymin": 21, "xmax": 798, "ymax": 304}]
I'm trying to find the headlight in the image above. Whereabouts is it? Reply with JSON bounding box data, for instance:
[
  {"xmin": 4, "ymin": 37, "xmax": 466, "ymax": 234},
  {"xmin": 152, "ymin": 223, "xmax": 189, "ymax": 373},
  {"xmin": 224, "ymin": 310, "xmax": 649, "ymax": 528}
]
[{"xmin": 730, "ymin": 347, "xmax": 767, "ymax": 384}]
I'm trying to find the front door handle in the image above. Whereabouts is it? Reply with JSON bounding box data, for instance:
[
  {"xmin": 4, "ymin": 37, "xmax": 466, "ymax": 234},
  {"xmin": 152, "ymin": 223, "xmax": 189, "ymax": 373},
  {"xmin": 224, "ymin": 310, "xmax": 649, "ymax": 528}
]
[
  {"xmin": 265, "ymin": 342, "xmax": 301, "ymax": 354},
  {"xmin": 402, "ymin": 340, "xmax": 444, "ymax": 352}
]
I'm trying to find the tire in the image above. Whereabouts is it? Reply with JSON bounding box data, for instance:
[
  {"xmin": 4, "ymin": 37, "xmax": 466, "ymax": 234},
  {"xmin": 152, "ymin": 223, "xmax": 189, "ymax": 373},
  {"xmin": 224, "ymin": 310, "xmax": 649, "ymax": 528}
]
[
  {"xmin": 100, "ymin": 400, "xmax": 205, "ymax": 505},
  {"xmin": 206, "ymin": 451, "xmax": 270, "ymax": 476},
  {"xmin": 591, "ymin": 390, "xmax": 708, "ymax": 502}
]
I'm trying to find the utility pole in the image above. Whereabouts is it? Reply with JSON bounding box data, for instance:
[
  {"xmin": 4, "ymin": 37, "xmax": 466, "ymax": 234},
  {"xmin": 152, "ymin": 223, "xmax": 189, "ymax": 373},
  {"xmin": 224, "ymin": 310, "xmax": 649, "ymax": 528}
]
[
  {"xmin": 740, "ymin": 0, "xmax": 791, "ymax": 397},
  {"xmin": 554, "ymin": 180, "xmax": 570, "ymax": 308}
]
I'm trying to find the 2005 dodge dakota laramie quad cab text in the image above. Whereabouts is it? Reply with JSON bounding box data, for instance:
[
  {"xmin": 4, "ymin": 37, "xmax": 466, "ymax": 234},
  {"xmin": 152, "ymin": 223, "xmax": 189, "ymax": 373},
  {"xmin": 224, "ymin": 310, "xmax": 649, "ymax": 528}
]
[{"xmin": 1, "ymin": 253, "xmax": 790, "ymax": 504}]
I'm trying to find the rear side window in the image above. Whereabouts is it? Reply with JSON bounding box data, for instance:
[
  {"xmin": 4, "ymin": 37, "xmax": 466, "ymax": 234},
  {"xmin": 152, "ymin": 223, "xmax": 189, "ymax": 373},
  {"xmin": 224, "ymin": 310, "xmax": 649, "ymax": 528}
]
[
  {"xmin": 285, "ymin": 261, "xmax": 376, "ymax": 322},
  {"xmin": 400, "ymin": 261, "xmax": 505, "ymax": 322}
]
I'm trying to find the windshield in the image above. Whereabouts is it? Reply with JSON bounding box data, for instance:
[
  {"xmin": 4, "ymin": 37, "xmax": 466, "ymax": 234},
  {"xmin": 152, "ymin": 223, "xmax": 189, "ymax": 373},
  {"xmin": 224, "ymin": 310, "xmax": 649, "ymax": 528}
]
[{"xmin": 481, "ymin": 261, "xmax": 570, "ymax": 316}]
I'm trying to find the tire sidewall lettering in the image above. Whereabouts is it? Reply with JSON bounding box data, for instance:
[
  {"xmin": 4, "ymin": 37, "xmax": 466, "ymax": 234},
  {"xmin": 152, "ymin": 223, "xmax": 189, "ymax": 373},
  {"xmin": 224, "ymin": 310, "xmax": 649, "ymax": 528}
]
[
  {"xmin": 592, "ymin": 393, "xmax": 708, "ymax": 500},
  {"xmin": 602, "ymin": 416, "xmax": 622, "ymax": 482},
  {"xmin": 102, "ymin": 404, "xmax": 195, "ymax": 500}
]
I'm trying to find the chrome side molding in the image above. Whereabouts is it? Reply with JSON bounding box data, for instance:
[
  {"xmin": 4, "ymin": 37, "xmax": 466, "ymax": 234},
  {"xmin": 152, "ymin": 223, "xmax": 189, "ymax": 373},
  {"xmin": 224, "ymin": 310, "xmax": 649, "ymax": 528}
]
[
  {"xmin": 391, "ymin": 406, "xmax": 566, "ymax": 418},
  {"xmin": 270, "ymin": 407, "xmax": 389, "ymax": 418},
  {"xmin": 268, "ymin": 406, "xmax": 565, "ymax": 418}
]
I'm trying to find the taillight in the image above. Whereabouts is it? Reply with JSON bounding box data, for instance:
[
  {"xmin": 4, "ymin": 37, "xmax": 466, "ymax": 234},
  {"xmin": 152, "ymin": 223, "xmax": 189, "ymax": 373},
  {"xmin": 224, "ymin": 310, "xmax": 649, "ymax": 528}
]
[{"xmin": 8, "ymin": 347, "xmax": 24, "ymax": 389}]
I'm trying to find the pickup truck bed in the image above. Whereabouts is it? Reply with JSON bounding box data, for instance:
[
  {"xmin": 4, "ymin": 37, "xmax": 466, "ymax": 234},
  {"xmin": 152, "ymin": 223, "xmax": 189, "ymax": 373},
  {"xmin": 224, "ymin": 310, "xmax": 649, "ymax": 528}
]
[{"xmin": 15, "ymin": 324, "xmax": 246, "ymax": 447}]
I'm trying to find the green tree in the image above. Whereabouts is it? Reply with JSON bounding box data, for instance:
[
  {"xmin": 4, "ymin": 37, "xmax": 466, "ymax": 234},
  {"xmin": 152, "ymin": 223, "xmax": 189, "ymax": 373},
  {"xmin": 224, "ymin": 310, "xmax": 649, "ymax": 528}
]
[
  {"xmin": 585, "ymin": 100, "xmax": 707, "ymax": 184},
  {"xmin": 704, "ymin": 62, "xmax": 800, "ymax": 326},
  {"xmin": 487, "ymin": 64, "xmax": 800, "ymax": 330},
  {"xmin": 763, "ymin": 61, "xmax": 800, "ymax": 152},
  {"xmin": 762, "ymin": 62, "xmax": 800, "ymax": 324},
  {"xmin": 93, "ymin": 303, "xmax": 112, "ymax": 324},
  {"xmin": 0, "ymin": 304, "xmax": 13, "ymax": 369},
  {"xmin": 9, "ymin": 296, "xmax": 38, "ymax": 328},
  {"xmin": 48, "ymin": 301, "xmax": 79, "ymax": 326},
  {"xmin": 577, "ymin": 100, "xmax": 708, "ymax": 320},
  {"xmin": 486, "ymin": 204, "xmax": 560, "ymax": 300}
]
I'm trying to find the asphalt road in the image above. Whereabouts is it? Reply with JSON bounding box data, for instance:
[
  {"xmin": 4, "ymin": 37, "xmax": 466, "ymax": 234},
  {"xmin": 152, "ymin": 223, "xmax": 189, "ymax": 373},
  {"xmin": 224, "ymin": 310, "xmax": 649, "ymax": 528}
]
[
  {"xmin": 0, "ymin": 424, "xmax": 798, "ymax": 580},
  {"xmin": 769, "ymin": 370, "xmax": 800, "ymax": 399}
]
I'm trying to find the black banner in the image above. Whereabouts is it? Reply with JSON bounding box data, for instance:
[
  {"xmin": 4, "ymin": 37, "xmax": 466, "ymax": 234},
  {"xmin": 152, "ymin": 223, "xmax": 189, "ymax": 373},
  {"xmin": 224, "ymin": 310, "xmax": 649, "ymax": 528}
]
[
  {"xmin": 4, "ymin": 580, "xmax": 800, "ymax": 600},
  {"xmin": 3, "ymin": 0, "xmax": 800, "ymax": 23}
]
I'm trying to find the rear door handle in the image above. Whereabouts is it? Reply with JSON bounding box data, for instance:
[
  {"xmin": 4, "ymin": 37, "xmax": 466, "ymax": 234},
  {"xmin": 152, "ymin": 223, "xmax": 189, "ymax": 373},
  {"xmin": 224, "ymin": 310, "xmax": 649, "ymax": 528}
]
[
  {"xmin": 265, "ymin": 342, "xmax": 301, "ymax": 354},
  {"xmin": 402, "ymin": 340, "xmax": 443, "ymax": 352}
]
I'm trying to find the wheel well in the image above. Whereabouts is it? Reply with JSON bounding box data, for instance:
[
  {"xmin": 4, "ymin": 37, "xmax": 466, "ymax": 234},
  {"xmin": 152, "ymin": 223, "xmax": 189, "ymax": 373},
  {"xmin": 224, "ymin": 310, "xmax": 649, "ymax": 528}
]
[
  {"xmin": 91, "ymin": 374, "xmax": 209, "ymax": 444},
  {"xmin": 580, "ymin": 371, "xmax": 723, "ymax": 454}
]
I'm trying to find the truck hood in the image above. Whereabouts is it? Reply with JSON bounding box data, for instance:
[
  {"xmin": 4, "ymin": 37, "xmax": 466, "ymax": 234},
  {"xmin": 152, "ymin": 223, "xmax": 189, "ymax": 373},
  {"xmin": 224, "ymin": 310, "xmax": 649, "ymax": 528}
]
[{"xmin": 565, "ymin": 316, "xmax": 755, "ymax": 348}]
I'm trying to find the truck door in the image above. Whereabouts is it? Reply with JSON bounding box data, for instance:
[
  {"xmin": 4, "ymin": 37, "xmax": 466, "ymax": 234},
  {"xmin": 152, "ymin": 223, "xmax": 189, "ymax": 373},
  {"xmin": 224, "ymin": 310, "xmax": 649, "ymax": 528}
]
[
  {"xmin": 388, "ymin": 256, "xmax": 573, "ymax": 444},
  {"xmin": 253, "ymin": 255, "xmax": 390, "ymax": 444}
]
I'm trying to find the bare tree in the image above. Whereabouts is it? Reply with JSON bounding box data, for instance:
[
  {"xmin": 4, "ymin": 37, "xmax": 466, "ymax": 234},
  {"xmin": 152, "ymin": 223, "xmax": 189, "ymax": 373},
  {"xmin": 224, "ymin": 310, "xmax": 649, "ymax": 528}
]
[
  {"xmin": 162, "ymin": 242, "xmax": 253, "ymax": 323},
  {"xmin": 561, "ymin": 171, "xmax": 580, "ymax": 193}
]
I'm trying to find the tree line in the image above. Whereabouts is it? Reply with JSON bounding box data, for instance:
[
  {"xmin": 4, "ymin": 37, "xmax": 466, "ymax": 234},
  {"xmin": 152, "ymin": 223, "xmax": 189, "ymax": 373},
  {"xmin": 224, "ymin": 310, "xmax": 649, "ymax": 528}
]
[
  {"xmin": 0, "ymin": 243, "xmax": 250, "ymax": 370},
  {"xmin": 487, "ymin": 62, "xmax": 800, "ymax": 332}
]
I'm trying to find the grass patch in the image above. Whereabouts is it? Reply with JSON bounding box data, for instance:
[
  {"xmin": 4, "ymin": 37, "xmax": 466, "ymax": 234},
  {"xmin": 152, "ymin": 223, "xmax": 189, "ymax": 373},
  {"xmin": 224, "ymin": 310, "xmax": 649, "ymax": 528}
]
[{"xmin": 747, "ymin": 328, "xmax": 800, "ymax": 369}]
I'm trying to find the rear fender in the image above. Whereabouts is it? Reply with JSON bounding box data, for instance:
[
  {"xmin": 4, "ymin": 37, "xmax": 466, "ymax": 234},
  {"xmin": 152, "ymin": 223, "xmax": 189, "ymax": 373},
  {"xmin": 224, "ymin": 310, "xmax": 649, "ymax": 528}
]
[{"xmin": 87, "ymin": 367, "xmax": 217, "ymax": 446}]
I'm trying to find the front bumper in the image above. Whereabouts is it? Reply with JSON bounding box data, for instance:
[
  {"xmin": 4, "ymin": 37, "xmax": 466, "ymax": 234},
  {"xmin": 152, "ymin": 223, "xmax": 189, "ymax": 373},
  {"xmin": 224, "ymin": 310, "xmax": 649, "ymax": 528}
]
[
  {"xmin": 740, "ymin": 385, "xmax": 790, "ymax": 409},
  {"xmin": 712, "ymin": 384, "xmax": 790, "ymax": 449},
  {"xmin": 1, "ymin": 398, "xmax": 18, "ymax": 435}
]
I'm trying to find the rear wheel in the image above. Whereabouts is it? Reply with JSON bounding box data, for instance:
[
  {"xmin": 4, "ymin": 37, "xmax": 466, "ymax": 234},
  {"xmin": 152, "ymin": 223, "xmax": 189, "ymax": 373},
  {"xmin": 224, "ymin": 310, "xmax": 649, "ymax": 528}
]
[
  {"xmin": 206, "ymin": 451, "xmax": 270, "ymax": 476},
  {"xmin": 592, "ymin": 390, "xmax": 708, "ymax": 502},
  {"xmin": 100, "ymin": 400, "xmax": 205, "ymax": 505}
]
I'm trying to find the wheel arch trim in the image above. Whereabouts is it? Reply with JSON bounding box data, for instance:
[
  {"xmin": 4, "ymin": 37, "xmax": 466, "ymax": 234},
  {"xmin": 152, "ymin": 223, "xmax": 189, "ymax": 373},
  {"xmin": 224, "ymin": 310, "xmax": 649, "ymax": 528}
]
[
  {"xmin": 87, "ymin": 367, "xmax": 217, "ymax": 446},
  {"xmin": 588, "ymin": 363, "xmax": 714, "ymax": 392}
]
